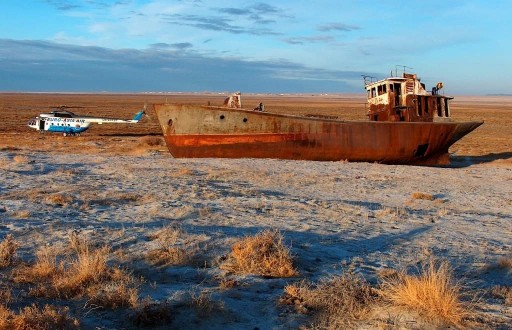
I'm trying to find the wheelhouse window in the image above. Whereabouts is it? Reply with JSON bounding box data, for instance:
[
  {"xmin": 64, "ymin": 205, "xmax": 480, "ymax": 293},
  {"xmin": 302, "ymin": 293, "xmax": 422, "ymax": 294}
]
[
  {"xmin": 437, "ymin": 97, "xmax": 443, "ymax": 117},
  {"xmin": 444, "ymin": 99, "xmax": 450, "ymax": 117},
  {"xmin": 377, "ymin": 84, "xmax": 387, "ymax": 95}
]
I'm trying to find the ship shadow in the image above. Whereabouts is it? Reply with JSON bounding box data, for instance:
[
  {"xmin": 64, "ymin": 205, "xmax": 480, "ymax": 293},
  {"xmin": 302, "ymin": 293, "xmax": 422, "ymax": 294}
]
[
  {"xmin": 98, "ymin": 132, "xmax": 161, "ymax": 137},
  {"xmin": 448, "ymin": 152, "xmax": 512, "ymax": 168}
]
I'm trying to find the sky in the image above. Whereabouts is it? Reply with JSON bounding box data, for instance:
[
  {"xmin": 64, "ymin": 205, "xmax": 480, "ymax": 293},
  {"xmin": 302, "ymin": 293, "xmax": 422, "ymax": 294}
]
[{"xmin": 0, "ymin": 0, "xmax": 510, "ymax": 94}]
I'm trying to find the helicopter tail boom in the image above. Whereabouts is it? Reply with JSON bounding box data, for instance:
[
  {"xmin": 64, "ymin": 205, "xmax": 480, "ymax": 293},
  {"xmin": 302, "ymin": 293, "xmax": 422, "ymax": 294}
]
[{"xmin": 130, "ymin": 110, "xmax": 145, "ymax": 123}]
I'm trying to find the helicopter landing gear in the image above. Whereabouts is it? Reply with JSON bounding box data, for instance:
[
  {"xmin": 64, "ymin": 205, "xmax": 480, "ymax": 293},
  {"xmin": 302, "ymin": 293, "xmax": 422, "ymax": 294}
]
[{"xmin": 63, "ymin": 132, "xmax": 79, "ymax": 137}]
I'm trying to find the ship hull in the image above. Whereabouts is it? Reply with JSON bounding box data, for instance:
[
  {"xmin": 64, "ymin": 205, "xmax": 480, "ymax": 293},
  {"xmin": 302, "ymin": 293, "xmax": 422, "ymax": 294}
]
[{"xmin": 154, "ymin": 104, "xmax": 482, "ymax": 165}]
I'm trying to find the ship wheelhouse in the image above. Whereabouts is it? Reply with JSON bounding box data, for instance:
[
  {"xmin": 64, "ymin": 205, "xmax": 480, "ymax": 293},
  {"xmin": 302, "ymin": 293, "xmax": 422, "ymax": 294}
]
[{"xmin": 364, "ymin": 73, "xmax": 452, "ymax": 123}]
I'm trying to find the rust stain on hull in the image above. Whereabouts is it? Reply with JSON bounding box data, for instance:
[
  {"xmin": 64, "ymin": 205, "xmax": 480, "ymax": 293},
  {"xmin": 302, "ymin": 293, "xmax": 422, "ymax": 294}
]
[{"xmin": 154, "ymin": 104, "xmax": 482, "ymax": 165}]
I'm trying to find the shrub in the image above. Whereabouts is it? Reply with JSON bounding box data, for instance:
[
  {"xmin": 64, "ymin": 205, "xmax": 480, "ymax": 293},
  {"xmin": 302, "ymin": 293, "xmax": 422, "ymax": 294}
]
[
  {"xmin": 0, "ymin": 304, "xmax": 79, "ymax": 329},
  {"xmin": 45, "ymin": 193, "xmax": 73, "ymax": 207},
  {"xmin": 189, "ymin": 290, "xmax": 218, "ymax": 317},
  {"xmin": 218, "ymin": 277, "xmax": 239, "ymax": 290},
  {"xmin": 29, "ymin": 247, "xmax": 61, "ymax": 279},
  {"xmin": 411, "ymin": 192, "xmax": 434, "ymax": 200},
  {"xmin": 379, "ymin": 260, "xmax": 470, "ymax": 326},
  {"xmin": 130, "ymin": 300, "xmax": 173, "ymax": 327},
  {"xmin": 138, "ymin": 136, "xmax": 163, "ymax": 147},
  {"xmin": 13, "ymin": 155, "xmax": 29, "ymax": 164},
  {"xmin": 491, "ymin": 286, "xmax": 512, "ymax": 306},
  {"xmin": 12, "ymin": 210, "xmax": 31, "ymax": 219},
  {"xmin": 15, "ymin": 240, "xmax": 139, "ymax": 309},
  {"xmin": 146, "ymin": 226, "xmax": 199, "ymax": 266},
  {"xmin": 0, "ymin": 235, "xmax": 19, "ymax": 268},
  {"xmin": 280, "ymin": 273, "xmax": 377, "ymax": 328},
  {"xmin": 86, "ymin": 269, "xmax": 139, "ymax": 309},
  {"xmin": 221, "ymin": 230, "xmax": 297, "ymax": 277},
  {"xmin": 497, "ymin": 256, "xmax": 512, "ymax": 270},
  {"xmin": 55, "ymin": 245, "xmax": 110, "ymax": 298}
]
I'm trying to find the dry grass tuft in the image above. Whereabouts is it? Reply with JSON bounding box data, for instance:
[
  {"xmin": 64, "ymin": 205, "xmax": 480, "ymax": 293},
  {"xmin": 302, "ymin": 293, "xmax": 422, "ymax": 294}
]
[
  {"xmin": 496, "ymin": 256, "xmax": 512, "ymax": 270},
  {"xmin": 280, "ymin": 273, "xmax": 377, "ymax": 328},
  {"xmin": 218, "ymin": 277, "xmax": 240, "ymax": 290},
  {"xmin": 0, "ymin": 304, "xmax": 80, "ymax": 329},
  {"xmin": 110, "ymin": 192, "xmax": 142, "ymax": 203},
  {"xmin": 376, "ymin": 267, "xmax": 399, "ymax": 279},
  {"xmin": 0, "ymin": 235, "xmax": 19, "ymax": 268},
  {"xmin": 78, "ymin": 191, "xmax": 148, "ymax": 209},
  {"xmin": 29, "ymin": 247, "xmax": 62, "ymax": 279},
  {"xmin": 411, "ymin": 192, "xmax": 434, "ymax": 201},
  {"xmin": 0, "ymin": 288, "xmax": 13, "ymax": 306},
  {"xmin": 379, "ymin": 260, "xmax": 470, "ymax": 326},
  {"xmin": 12, "ymin": 210, "xmax": 31, "ymax": 219},
  {"xmin": 375, "ymin": 207, "xmax": 394, "ymax": 218},
  {"xmin": 0, "ymin": 158, "xmax": 10, "ymax": 168},
  {"xmin": 45, "ymin": 193, "xmax": 73, "ymax": 207},
  {"xmin": 146, "ymin": 226, "xmax": 200, "ymax": 266},
  {"xmin": 188, "ymin": 290, "xmax": 225, "ymax": 318},
  {"xmin": 131, "ymin": 136, "xmax": 164, "ymax": 155},
  {"xmin": 138, "ymin": 136, "xmax": 164, "ymax": 147},
  {"xmin": 190, "ymin": 290, "xmax": 215, "ymax": 317},
  {"xmin": 221, "ymin": 230, "xmax": 297, "ymax": 278},
  {"xmin": 15, "ymin": 239, "xmax": 139, "ymax": 309},
  {"xmin": 491, "ymin": 286, "xmax": 512, "ymax": 306},
  {"xmin": 130, "ymin": 300, "xmax": 173, "ymax": 327},
  {"xmin": 55, "ymin": 245, "xmax": 110, "ymax": 297},
  {"xmin": 68, "ymin": 231, "xmax": 88, "ymax": 253},
  {"xmin": 13, "ymin": 155, "xmax": 29, "ymax": 164},
  {"xmin": 177, "ymin": 168, "xmax": 193, "ymax": 176},
  {"xmin": 86, "ymin": 268, "xmax": 140, "ymax": 309},
  {"xmin": 55, "ymin": 167, "xmax": 80, "ymax": 176}
]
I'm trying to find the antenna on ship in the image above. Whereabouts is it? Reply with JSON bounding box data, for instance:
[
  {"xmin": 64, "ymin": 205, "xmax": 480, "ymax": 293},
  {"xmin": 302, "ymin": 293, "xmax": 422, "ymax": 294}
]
[
  {"xmin": 395, "ymin": 65, "xmax": 413, "ymax": 77},
  {"xmin": 361, "ymin": 75, "xmax": 376, "ymax": 86}
]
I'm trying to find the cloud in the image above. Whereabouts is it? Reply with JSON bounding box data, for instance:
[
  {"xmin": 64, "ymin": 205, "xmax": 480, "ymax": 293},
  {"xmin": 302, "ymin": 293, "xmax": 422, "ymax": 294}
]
[
  {"xmin": 317, "ymin": 23, "xmax": 360, "ymax": 32},
  {"xmin": 156, "ymin": 2, "xmax": 289, "ymax": 36},
  {"xmin": 160, "ymin": 13, "xmax": 281, "ymax": 36},
  {"xmin": 283, "ymin": 35, "xmax": 335, "ymax": 45},
  {"xmin": 214, "ymin": 2, "xmax": 289, "ymax": 24},
  {"xmin": 0, "ymin": 38, "xmax": 364, "ymax": 93},
  {"xmin": 215, "ymin": 7, "xmax": 248, "ymax": 16},
  {"xmin": 149, "ymin": 42, "xmax": 193, "ymax": 50},
  {"xmin": 44, "ymin": 0, "xmax": 119, "ymax": 11},
  {"xmin": 44, "ymin": 0, "xmax": 81, "ymax": 11}
]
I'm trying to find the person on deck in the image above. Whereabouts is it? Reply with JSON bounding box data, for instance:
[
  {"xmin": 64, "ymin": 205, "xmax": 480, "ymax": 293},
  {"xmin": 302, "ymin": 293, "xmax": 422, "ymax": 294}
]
[{"xmin": 254, "ymin": 103, "xmax": 264, "ymax": 112}]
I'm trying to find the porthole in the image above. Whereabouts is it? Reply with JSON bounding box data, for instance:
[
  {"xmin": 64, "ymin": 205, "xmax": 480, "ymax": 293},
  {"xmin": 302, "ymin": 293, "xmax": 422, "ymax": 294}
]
[
  {"xmin": 220, "ymin": 115, "xmax": 225, "ymax": 120},
  {"xmin": 243, "ymin": 118, "xmax": 248, "ymax": 123},
  {"xmin": 167, "ymin": 119, "xmax": 173, "ymax": 126}
]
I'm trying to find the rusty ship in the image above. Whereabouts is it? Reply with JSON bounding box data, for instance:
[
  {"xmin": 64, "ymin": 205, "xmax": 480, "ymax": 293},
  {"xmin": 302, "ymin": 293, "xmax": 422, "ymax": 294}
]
[{"xmin": 153, "ymin": 72, "xmax": 483, "ymax": 165}]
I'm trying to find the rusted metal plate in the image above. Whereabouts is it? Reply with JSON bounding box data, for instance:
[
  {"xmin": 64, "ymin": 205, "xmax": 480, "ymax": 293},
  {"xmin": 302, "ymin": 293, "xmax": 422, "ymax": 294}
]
[{"xmin": 154, "ymin": 104, "xmax": 482, "ymax": 165}]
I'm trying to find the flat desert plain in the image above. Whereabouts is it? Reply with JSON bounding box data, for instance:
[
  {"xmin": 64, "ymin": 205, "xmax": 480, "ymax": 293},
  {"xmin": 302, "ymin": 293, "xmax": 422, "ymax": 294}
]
[{"xmin": 0, "ymin": 93, "xmax": 511, "ymax": 329}]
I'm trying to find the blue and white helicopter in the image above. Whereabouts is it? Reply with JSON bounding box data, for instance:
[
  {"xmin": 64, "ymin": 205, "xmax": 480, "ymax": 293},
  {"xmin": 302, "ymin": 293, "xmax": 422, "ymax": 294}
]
[{"xmin": 27, "ymin": 106, "xmax": 145, "ymax": 136}]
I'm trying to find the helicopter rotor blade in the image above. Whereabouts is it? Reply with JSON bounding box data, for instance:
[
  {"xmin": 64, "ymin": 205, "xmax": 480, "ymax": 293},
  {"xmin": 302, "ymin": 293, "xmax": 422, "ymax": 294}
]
[
  {"xmin": 142, "ymin": 102, "xmax": 156, "ymax": 121},
  {"xmin": 47, "ymin": 105, "xmax": 96, "ymax": 109}
]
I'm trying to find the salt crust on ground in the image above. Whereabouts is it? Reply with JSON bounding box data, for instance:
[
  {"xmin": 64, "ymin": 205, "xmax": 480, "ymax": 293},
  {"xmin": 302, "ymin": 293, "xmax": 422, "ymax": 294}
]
[{"xmin": 1, "ymin": 151, "xmax": 511, "ymax": 328}]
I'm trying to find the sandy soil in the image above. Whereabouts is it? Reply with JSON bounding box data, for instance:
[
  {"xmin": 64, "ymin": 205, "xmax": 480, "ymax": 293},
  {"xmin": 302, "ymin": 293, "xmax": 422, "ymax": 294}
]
[
  {"xmin": 0, "ymin": 93, "xmax": 510, "ymax": 164},
  {"xmin": 0, "ymin": 93, "xmax": 511, "ymax": 329}
]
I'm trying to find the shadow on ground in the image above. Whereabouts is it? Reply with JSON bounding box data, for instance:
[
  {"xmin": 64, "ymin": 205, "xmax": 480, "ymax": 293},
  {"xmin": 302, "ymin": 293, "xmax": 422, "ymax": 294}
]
[{"xmin": 449, "ymin": 152, "xmax": 512, "ymax": 168}]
